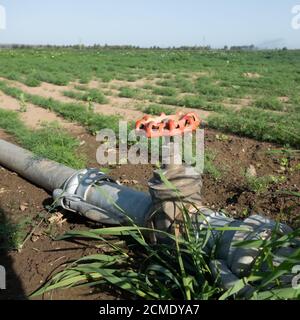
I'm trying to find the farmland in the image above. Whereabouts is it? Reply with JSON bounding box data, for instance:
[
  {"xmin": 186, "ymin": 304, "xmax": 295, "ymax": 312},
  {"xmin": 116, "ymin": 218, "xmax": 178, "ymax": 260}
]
[
  {"xmin": 0, "ymin": 48, "xmax": 300, "ymax": 144},
  {"xmin": 0, "ymin": 48, "xmax": 299, "ymax": 300}
]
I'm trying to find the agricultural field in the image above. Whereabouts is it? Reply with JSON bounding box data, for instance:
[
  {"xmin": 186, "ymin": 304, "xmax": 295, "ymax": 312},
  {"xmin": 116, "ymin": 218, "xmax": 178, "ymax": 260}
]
[{"xmin": 0, "ymin": 48, "xmax": 299, "ymax": 300}]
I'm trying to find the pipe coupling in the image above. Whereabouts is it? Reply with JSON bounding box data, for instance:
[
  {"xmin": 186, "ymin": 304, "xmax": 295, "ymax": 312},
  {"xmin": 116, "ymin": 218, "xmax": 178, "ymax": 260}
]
[{"xmin": 53, "ymin": 168, "xmax": 122, "ymax": 224}]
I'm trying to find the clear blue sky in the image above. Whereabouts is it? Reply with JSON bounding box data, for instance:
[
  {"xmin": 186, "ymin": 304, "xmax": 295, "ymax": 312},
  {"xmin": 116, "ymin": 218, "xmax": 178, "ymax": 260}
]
[{"xmin": 0, "ymin": 0, "xmax": 299, "ymax": 48}]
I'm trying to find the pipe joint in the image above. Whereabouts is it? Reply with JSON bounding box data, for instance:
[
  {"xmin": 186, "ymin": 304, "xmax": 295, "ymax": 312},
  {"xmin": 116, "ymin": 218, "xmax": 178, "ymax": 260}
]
[{"xmin": 53, "ymin": 169, "xmax": 124, "ymax": 224}]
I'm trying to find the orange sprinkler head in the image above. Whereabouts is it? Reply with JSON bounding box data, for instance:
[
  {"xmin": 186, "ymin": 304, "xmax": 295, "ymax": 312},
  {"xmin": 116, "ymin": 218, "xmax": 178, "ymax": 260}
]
[{"xmin": 136, "ymin": 112, "xmax": 201, "ymax": 138}]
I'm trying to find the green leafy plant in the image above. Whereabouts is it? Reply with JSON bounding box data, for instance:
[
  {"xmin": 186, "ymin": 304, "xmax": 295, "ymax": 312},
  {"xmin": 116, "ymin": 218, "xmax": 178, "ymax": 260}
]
[
  {"xmin": 0, "ymin": 109, "xmax": 86, "ymax": 168},
  {"xmin": 253, "ymin": 97, "xmax": 284, "ymax": 111},
  {"xmin": 0, "ymin": 211, "xmax": 29, "ymax": 250},
  {"xmin": 216, "ymin": 134, "xmax": 229, "ymax": 141},
  {"xmin": 119, "ymin": 87, "xmax": 140, "ymax": 99},
  {"xmin": 19, "ymin": 93, "xmax": 27, "ymax": 113},
  {"xmin": 152, "ymin": 86, "xmax": 177, "ymax": 97},
  {"xmin": 244, "ymin": 173, "xmax": 285, "ymax": 194},
  {"xmin": 205, "ymin": 151, "xmax": 223, "ymax": 180},
  {"xmin": 142, "ymin": 104, "xmax": 174, "ymax": 115},
  {"xmin": 31, "ymin": 206, "xmax": 300, "ymax": 300},
  {"xmin": 87, "ymin": 96, "xmax": 95, "ymax": 113},
  {"xmin": 280, "ymin": 157, "xmax": 289, "ymax": 169},
  {"xmin": 64, "ymin": 88, "xmax": 108, "ymax": 104}
]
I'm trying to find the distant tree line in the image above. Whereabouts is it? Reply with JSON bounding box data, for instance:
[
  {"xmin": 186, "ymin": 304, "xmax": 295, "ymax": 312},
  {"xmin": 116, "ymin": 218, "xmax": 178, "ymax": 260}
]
[
  {"xmin": 0, "ymin": 43, "xmax": 290, "ymax": 51},
  {"xmin": 0, "ymin": 43, "xmax": 211, "ymax": 50},
  {"xmin": 226, "ymin": 44, "xmax": 256, "ymax": 51}
]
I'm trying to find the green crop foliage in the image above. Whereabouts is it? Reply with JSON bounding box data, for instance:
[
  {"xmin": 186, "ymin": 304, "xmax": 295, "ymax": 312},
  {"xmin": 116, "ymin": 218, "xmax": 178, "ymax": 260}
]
[
  {"xmin": 152, "ymin": 86, "xmax": 177, "ymax": 97},
  {"xmin": 204, "ymin": 151, "xmax": 223, "ymax": 180},
  {"xmin": 63, "ymin": 88, "xmax": 108, "ymax": 104},
  {"xmin": 208, "ymin": 108, "xmax": 300, "ymax": 147},
  {"xmin": 24, "ymin": 75, "xmax": 41, "ymax": 87},
  {"xmin": 0, "ymin": 81, "xmax": 120, "ymax": 135},
  {"xmin": 0, "ymin": 209, "xmax": 29, "ymax": 250},
  {"xmin": 119, "ymin": 87, "xmax": 140, "ymax": 99},
  {"xmin": 0, "ymin": 109, "xmax": 86, "ymax": 168},
  {"xmin": 19, "ymin": 93, "xmax": 27, "ymax": 112},
  {"xmin": 0, "ymin": 48, "xmax": 298, "ymax": 146},
  {"xmin": 253, "ymin": 97, "xmax": 284, "ymax": 111},
  {"xmin": 142, "ymin": 104, "xmax": 174, "ymax": 115}
]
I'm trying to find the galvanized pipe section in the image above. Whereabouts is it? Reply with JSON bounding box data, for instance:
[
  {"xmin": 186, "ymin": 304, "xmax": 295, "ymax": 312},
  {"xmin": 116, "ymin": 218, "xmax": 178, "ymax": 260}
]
[
  {"xmin": 84, "ymin": 183, "xmax": 152, "ymax": 225},
  {"xmin": 53, "ymin": 168, "xmax": 153, "ymax": 226},
  {"xmin": 0, "ymin": 139, "xmax": 76, "ymax": 191},
  {"xmin": 0, "ymin": 139, "xmax": 152, "ymax": 226}
]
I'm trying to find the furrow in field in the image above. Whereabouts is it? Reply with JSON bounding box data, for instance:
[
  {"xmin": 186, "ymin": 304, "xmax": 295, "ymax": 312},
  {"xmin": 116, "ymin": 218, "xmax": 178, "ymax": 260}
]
[
  {"xmin": 0, "ymin": 90, "xmax": 84, "ymax": 134},
  {"xmin": 0, "ymin": 78, "xmax": 145, "ymax": 121},
  {"xmin": 0, "ymin": 77, "xmax": 212, "ymax": 122}
]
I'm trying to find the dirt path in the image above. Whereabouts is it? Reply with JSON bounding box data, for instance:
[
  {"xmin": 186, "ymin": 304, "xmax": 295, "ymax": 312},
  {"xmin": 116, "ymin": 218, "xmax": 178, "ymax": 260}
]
[{"xmin": 0, "ymin": 91, "xmax": 85, "ymax": 134}]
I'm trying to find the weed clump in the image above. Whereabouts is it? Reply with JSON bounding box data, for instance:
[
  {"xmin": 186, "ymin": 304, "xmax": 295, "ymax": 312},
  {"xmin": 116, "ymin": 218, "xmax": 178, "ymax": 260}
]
[
  {"xmin": 0, "ymin": 109, "xmax": 86, "ymax": 168},
  {"xmin": 253, "ymin": 97, "xmax": 284, "ymax": 111},
  {"xmin": 142, "ymin": 104, "xmax": 174, "ymax": 115},
  {"xmin": 64, "ymin": 88, "xmax": 108, "ymax": 104}
]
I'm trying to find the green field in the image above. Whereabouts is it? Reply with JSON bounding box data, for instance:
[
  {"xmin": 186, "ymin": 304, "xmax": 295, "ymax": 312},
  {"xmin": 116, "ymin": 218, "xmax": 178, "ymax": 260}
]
[{"xmin": 0, "ymin": 48, "xmax": 299, "ymax": 147}]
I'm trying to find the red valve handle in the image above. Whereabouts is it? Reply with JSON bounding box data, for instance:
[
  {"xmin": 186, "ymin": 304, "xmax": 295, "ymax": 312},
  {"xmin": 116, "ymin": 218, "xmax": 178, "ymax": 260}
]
[{"xmin": 136, "ymin": 112, "xmax": 200, "ymax": 138}]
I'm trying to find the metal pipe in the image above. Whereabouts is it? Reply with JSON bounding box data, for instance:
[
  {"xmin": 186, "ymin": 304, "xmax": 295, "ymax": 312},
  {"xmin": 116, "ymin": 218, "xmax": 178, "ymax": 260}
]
[
  {"xmin": 0, "ymin": 139, "xmax": 152, "ymax": 225},
  {"xmin": 0, "ymin": 139, "xmax": 76, "ymax": 191},
  {"xmin": 53, "ymin": 168, "xmax": 153, "ymax": 226}
]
